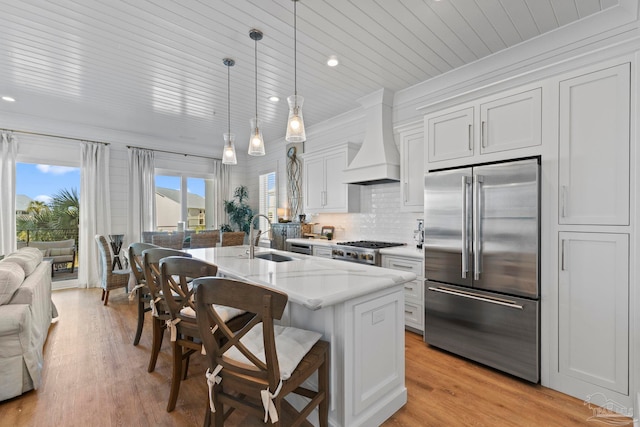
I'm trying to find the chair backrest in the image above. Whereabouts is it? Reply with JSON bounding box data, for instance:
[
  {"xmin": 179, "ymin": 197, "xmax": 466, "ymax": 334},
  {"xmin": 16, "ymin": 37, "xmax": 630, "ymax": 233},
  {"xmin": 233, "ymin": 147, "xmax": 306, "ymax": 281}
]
[
  {"xmin": 142, "ymin": 248, "xmax": 191, "ymax": 317},
  {"xmin": 152, "ymin": 232, "xmax": 185, "ymax": 249},
  {"xmin": 160, "ymin": 256, "xmax": 218, "ymax": 321},
  {"xmin": 142, "ymin": 231, "xmax": 168, "ymax": 244},
  {"xmin": 94, "ymin": 235, "xmax": 112, "ymax": 282},
  {"xmin": 221, "ymin": 231, "xmax": 245, "ymax": 247},
  {"xmin": 189, "ymin": 230, "xmax": 220, "ymax": 249},
  {"xmin": 195, "ymin": 277, "xmax": 288, "ymax": 392},
  {"xmin": 128, "ymin": 242, "xmax": 158, "ymax": 284}
]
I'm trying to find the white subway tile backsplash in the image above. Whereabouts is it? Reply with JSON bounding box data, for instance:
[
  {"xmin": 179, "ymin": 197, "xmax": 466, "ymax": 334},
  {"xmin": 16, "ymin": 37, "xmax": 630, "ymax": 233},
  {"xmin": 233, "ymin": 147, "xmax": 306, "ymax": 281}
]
[{"xmin": 308, "ymin": 182, "xmax": 421, "ymax": 246}]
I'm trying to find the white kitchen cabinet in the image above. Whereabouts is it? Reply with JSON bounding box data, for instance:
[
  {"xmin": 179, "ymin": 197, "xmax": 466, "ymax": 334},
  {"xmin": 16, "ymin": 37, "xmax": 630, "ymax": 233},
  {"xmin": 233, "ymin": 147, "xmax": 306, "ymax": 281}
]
[
  {"xmin": 302, "ymin": 143, "xmax": 360, "ymax": 213},
  {"xmin": 313, "ymin": 245, "xmax": 333, "ymax": 259},
  {"xmin": 558, "ymin": 63, "xmax": 630, "ymax": 225},
  {"xmin": 558, "ymin": 232, "xmax": 629, "ymax": 394},
  {"xmin": 427, "ymin": 106, "xmax": 474, "ymax": 163},
  {"xmin": 479, "ymin": 88, "xmax": 541, "ymax": 154},
  {"xmin": 398, "ymin": 122, "xmax": 424, "ymax": 212},
  {"xmin": 382, "ymin": 254, "xmax": 424, "ymax": 333},
  {"xmin": 426, "ymin": 88, "xmax": 541, "ymax": 164}
]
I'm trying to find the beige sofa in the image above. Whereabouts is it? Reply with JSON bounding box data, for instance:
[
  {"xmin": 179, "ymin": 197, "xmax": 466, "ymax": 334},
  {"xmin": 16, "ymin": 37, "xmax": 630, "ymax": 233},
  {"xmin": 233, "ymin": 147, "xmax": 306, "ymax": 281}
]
[
  {"xmin": 0, "ymin": 248, "xmax": 55, "ymax": 401},
  {"xmin": 21, "ymin": 239, "xmax": 76, "ymax": 273}
]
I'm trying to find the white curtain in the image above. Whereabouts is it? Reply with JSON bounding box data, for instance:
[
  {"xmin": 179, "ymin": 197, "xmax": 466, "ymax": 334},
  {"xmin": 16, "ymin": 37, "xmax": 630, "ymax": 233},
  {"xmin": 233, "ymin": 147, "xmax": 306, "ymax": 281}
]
[
  {"xmin": 0, "ymin": 132, "xmax": 18, "ymax": 256},
  {"xmin": 78, "ymin": 142, "xmax": 111, "ymax": 288},
  {"xmin": 127, "ymin": 148, "xmax": 155, "ymax": 244},
  {"xmin": 212, "ymin": 159, "xmax": 230, "ymax": 228}
]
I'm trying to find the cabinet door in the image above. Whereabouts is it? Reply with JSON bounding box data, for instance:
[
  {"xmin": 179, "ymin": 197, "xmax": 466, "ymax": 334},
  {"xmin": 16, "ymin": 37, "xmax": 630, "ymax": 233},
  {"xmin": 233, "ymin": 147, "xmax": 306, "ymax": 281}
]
[
  {"xmin": 559, "ymin": 63, "xmax": 630, "ymax": 225},
  {"xmin": 558, "ymin": 232, "xmax": 628, "ymax": 394},
  {"xmin": 400, "ymin": 129, "xmax": 424, "ymax": 212},
  {"xmin": 427, "ymin": 107, "xmax": 474, "ymax": 162},
  {"xmin": 323, "ymin": 152, "xmax": 348, "ymax": 210},
  {"xmin": 479, "ymin": 88, "xmax": 541, "ymax": 154},
  {"xmin": 304, "ymin": 155, "xmax": 325, "ymax": 211}
]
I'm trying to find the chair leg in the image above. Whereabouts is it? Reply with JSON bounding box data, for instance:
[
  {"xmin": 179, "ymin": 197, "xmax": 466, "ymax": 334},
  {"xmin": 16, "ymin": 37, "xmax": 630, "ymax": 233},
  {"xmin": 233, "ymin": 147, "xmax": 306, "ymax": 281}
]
[
  {"xmin": 148, "ymin": 317, "xmax": 164, "ymax": 373},
  {"xmin": 167, "ymin": 340, "xmax": 183, "ymax": 412},
  {"xmin": 103, "ymin": 290, "xmax": 110, "ymax": 306},
  {"xmin": 318, "ymin": 352, "xmax": 330, "ymax": 427},
  {"xmin": 204, "ymin": 402, "xmax": 211, "ymax": 427},
  {"xmin": 101, "ymin": 289, "xmax": 106, "ymax": 301},
  {"xmin": 133, "ymin": 292, "xmax": 145, "ymax": 346}
]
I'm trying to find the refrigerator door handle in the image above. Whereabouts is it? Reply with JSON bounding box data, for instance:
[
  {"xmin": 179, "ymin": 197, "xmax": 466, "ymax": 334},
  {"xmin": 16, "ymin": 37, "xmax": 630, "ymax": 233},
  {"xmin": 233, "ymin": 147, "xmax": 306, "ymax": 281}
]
[
  {"xmin": 473, "ymin": 175, "xmax": 483, "ymax": 280},
  {"xmin": 461, "ymin": 176, "xmax": 470, "ymax": 278},
  {"xmin": 428, "ymin": 286, "xmax": 524, "ymax": 310}
]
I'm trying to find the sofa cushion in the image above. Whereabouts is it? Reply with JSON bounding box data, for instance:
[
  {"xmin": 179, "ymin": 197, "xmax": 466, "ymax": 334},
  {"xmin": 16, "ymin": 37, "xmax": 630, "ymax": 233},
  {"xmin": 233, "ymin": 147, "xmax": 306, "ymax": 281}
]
[
  {"xmin": 49, "ymin": 247, "xmax": 74, "ymax": 257},
  {"xmin": 0, "ymin": 262, "xmax": 26, "ymax": 305},
  {"xmin": 3, "ymin": 252, "xmax": 41, "ymax": 277}
]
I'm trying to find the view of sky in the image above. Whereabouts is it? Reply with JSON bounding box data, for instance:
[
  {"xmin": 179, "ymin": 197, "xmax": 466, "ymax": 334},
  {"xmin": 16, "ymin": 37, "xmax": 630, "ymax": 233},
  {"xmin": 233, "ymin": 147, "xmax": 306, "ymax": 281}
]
[
  {"xmin": 16, "ymin": 163, "xmax": 80, "ymax": 204},
  {"xmin": 16, "ymin": 163, "xmax": 207, "ymax": 206}
]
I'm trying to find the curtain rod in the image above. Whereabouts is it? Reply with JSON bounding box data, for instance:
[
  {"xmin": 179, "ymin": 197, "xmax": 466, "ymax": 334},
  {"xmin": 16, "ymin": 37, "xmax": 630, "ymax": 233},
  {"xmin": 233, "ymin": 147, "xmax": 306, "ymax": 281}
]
[
  {"xmin": 126, "ymin": 145, "xmax": 221, "ymax": 161},
  {"xmin": 1, "ymin": 128, "xmax": 109, "ymax": 145}
]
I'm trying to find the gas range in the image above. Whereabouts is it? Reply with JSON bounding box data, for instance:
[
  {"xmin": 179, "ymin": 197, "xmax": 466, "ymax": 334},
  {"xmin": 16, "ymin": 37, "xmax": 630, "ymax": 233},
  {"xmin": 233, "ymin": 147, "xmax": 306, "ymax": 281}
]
[{"xmin": 331, "ymin": 241, "xmax": 406, "ymax": 266}]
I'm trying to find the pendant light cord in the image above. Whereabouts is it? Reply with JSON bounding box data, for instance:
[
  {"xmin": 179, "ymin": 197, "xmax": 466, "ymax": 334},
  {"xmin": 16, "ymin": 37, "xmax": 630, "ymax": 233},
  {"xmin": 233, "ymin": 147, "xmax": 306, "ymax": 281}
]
[
  {"xmin": 255, "ymin": 36, "xmax": 258, "ymax": 120},
  {"xmin": 227, "ymin": 62, "xmax": 231, "ymax": 135},
  {"xmin": 294, "ymin": 0, "xmax": 297, "ymax": 96}
]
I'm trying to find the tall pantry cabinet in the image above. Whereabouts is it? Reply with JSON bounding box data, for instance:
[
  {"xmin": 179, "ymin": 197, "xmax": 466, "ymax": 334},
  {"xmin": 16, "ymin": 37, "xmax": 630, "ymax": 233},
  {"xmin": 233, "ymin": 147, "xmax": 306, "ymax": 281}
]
[{"xmin": 554, "ymin": 62, "xmax": 631, "ymax": 402}]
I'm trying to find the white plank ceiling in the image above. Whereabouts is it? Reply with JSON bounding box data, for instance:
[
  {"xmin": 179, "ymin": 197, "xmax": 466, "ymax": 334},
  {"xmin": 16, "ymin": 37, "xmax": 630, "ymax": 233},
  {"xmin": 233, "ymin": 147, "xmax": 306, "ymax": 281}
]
[{"xmin": 0, "ymin": 0, "xmax": 615, "ymax": 156}]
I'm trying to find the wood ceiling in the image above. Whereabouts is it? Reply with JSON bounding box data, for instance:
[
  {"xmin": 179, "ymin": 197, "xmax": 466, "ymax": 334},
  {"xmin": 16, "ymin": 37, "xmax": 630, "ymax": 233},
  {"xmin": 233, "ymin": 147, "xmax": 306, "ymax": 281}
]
[{"xmin": 0, "ymin": 0, "xmax": 615, "ymax": 155}]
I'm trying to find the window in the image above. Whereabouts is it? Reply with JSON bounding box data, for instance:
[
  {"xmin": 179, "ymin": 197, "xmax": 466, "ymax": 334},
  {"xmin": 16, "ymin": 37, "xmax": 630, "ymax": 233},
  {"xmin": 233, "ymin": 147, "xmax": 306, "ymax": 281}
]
[
  {"xmin": 259, "ymin": 172, "xmax": 276, "ymax": 236},
  {"xmin": 155, "ymin": 174, "xmax": 214, "ymax": 231}
]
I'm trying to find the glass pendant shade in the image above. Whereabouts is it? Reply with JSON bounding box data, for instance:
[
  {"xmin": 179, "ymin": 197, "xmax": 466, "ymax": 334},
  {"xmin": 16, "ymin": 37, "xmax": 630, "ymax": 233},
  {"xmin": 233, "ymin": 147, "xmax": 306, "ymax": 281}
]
[
  {"xmin": 248, "ymin": 117, "xmax": 265, "ymax": 156},
  {"xmin": 222, "ymin": 132, "xmax": 237, "ymax": 165},
  {"xmin": 286, "ymin": 94, "xmax": 306, "ymax": 143}
]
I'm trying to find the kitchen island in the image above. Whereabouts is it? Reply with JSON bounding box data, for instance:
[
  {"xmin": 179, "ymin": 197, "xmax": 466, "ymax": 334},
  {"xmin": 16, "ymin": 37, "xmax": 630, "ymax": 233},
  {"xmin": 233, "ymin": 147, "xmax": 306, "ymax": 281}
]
[{"xmin": 187, "ymin": 245, "xmax": 416, "ymax": 427}]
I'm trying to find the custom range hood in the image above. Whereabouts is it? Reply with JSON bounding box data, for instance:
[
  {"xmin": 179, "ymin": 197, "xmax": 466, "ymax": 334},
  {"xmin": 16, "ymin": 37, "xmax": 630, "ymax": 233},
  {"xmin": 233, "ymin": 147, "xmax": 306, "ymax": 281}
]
[{"xmin": 343, "ymin": 88, "xmax": 400, "ymax": 185}]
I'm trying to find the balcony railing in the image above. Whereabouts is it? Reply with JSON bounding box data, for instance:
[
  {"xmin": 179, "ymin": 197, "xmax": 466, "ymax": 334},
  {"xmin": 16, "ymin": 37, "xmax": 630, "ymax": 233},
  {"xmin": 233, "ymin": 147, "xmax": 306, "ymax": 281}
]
[{"xmin": 17, "ymin": 228, "xmax": 79, "ymax": 249}]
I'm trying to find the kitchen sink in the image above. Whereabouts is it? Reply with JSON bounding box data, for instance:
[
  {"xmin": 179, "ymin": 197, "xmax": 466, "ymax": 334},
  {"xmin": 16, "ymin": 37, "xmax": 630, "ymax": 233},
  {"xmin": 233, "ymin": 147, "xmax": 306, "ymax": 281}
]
[{"xmin": 254, "ymin": 253, "xmax": 299, "ymax": 263}]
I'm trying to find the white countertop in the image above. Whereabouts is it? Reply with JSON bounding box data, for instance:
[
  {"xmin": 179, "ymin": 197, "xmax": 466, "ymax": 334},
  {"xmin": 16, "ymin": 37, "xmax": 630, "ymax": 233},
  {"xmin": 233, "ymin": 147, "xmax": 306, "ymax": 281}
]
[
  {"xmin": 287, "ymin": 238, "xmax": 424, "ymax": 260},
  {"xmin": 187, "ymin": 246, "xmax": 416, "ymax": 311}
]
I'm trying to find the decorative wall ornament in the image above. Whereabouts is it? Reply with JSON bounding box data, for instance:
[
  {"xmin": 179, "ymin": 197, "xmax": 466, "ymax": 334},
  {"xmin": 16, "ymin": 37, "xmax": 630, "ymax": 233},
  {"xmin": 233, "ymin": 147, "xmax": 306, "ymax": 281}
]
[{"xmin": 286, "ymin": 142, "xmax": 303, "ymax": 219}]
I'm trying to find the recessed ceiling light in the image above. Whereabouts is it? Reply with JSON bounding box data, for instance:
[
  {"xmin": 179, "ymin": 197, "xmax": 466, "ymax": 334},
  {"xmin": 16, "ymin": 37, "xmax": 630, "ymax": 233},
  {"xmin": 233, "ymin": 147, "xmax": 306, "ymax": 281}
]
[
  {"xmin": 268, "ymin": 96, "xmax": 280, "ymax": 102},
  {"xmin": 327, "ymin": 55, "xmax": 339, "ymax": 67},
  {"xmin": 2, "ymin": 96, "xmax": 16, "ymax": 102}
]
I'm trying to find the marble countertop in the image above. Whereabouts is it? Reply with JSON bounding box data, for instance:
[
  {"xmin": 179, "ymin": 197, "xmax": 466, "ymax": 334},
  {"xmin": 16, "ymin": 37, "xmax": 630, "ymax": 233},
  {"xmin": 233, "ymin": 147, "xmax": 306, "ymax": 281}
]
[
  {"xmin": 187, "ymin": 246, "xmax": 416, "ymax": 311},
  {"xmin": 286, "ymin": 238, "xmax": 424, "ymax": 260}
]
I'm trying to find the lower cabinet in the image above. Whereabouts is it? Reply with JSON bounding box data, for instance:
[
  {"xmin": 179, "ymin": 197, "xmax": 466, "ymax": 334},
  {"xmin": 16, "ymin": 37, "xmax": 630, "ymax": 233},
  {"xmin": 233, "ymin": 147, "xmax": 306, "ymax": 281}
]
[
  {"xmin": 382, "ymin": 255, "xmax": 424, "ymax": 333},
  {"xmin": 558, "ymin": 232, "xmax": 629, "ymax": 395}
]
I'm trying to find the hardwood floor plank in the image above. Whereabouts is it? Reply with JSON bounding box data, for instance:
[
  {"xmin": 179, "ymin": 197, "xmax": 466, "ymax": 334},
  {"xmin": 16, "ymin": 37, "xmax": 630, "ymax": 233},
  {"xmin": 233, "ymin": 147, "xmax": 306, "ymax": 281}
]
[{"xmin": 0, "ymin": 288, "xmax": 631, "ymax": 426}]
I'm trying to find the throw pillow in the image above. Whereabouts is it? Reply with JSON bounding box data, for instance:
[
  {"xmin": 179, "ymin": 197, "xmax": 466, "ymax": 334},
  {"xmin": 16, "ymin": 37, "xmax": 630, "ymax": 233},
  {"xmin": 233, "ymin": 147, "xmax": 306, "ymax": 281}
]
[
  {"xmin": 4, "ymin": 252, "xmax": 41, "ymax": 276},
  {"xmin": 0, "ymin": 262, "xmax": 26, "ymax": 305}
]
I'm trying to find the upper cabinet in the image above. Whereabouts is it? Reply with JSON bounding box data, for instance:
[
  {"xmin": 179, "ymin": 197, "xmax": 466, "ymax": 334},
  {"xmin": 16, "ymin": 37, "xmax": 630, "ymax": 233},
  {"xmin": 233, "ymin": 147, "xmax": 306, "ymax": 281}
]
[
  {"xmin": 398, "ymin": 122, "xmax": 424, "ymax": 212},
  {"xmin": 425, "ymin": 88, "xmax": 542, "ymax": 165},
  {"xmin": 558, "ymin": 63, "xmax": 630, "ymax": 225},
  {"xmin": 427, "ymin": 107, "xmax": 474, "ymax": 163},
  {"xmin": 302, "ymin": 143, "xmax": 360, "ymax": 213}
]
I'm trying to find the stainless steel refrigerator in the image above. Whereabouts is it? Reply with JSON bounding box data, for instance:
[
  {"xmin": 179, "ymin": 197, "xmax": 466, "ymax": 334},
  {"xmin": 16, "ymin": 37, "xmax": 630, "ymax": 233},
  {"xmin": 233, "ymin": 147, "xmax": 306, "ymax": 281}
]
[{"xmin": 424, "ymin": 158, "xmax": 540, "ymax": 382}]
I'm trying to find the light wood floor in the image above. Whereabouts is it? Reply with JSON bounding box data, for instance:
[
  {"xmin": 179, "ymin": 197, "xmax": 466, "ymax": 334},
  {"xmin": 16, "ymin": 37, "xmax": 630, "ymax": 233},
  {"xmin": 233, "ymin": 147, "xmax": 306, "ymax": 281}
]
[{"xmin": 0, "ymin": 288, "xmax": 629, "ymax": 427}]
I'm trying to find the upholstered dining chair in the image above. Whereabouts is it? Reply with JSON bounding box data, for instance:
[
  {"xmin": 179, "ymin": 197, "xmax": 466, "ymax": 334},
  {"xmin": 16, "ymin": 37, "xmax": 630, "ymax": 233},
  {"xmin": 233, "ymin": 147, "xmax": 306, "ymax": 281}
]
[
  {"xmin": 142, "ymin": 247, "xmax": 192, "ymax": 373},
  {"xmin": 195, "ymin": 277, "xmax": 330, "ymax": 427},
  {"xmin": 128, "ymin": 242, "xmax": 159, "ymax": 346},
  {"xmin": 189, "ymin": 230, "xmax": 220, "ymax": 249},
  {"xmin": 152, "ymin": 232, "xmax": 185, "ymax": 250},
  {"xmin": 220, "ymin": 231, "xmax": 245, "ymax": 247},
  {"xmin": 95, "ymin": 234, "xmax": 130, "ymax": 306}
]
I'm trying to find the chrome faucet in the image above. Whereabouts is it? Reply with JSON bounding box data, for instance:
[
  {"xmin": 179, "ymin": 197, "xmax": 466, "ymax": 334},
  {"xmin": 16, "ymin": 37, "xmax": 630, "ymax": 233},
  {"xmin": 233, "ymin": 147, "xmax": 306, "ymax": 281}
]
[{"xmin": 249, "ymin": 214, "xmax": 272, "ymax": 259}]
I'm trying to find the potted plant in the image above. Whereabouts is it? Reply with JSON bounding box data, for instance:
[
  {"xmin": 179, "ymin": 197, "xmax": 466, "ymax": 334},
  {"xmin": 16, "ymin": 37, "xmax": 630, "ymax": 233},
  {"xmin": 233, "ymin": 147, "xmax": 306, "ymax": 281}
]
[{"xmin": 221, "ymin": 185, "xmax": 254, "ymax": 235}]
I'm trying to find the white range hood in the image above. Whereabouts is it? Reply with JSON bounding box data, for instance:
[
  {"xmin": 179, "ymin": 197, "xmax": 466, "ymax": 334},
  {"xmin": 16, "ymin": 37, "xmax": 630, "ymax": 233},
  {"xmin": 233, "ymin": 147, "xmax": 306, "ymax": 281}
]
[{"xmin": 343, "ymin": 88, "xmax": 400, "ymax": 185}]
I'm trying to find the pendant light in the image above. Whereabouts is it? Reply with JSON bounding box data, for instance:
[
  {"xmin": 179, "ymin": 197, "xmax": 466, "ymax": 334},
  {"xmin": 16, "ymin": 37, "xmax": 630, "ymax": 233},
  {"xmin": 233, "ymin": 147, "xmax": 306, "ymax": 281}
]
[
  {"xmin": 285, "ymin": 0, "xmax": 306, "ymax": 142},
  {"xmin": 248, "ymin": 29, "xmax": 265, "ymax": 156},
  {"xmin": 221, "ymin": 58, "xmax": 237, "ymax": 165}
]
